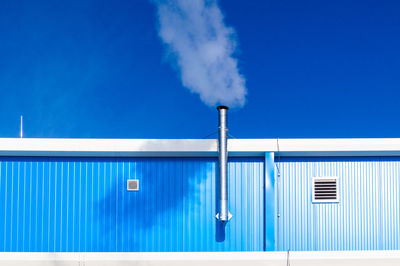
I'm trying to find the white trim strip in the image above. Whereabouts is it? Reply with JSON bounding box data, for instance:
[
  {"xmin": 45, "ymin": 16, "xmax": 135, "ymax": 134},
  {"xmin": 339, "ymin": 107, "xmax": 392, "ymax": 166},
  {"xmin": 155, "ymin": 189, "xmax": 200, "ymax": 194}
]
[
  {"xmin": 0, "ymin": 251, "xmax": 399, "ymax": 266},
  {"xmin": 1, "ymin": 138, "xmax": 400, "ymax": 157}
]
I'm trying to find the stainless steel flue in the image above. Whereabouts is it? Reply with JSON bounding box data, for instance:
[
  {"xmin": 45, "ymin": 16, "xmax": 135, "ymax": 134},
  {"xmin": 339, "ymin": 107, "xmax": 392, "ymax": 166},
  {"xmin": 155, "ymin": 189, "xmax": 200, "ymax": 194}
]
[{"xmin": 216, "ymin": 105, "xmax": 231, "ymax": 222}]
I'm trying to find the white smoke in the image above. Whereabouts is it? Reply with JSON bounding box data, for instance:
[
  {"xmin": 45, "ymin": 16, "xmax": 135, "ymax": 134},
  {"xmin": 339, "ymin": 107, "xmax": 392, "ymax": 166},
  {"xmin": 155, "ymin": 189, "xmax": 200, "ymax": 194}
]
[{"xmin": 154, "ymin": 0, "xmax": 247, "ymax": 107}]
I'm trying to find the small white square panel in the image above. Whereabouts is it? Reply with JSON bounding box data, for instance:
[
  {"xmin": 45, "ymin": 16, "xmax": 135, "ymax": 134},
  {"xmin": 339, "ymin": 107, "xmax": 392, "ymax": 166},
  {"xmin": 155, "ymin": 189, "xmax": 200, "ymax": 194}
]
[
  {"xmin": 127, "ymin": 179, "xmax": 139, "ymax": 191},
  {"xmin": 312, "ymin": 177, "xmax": 338, "ymax": 203}
]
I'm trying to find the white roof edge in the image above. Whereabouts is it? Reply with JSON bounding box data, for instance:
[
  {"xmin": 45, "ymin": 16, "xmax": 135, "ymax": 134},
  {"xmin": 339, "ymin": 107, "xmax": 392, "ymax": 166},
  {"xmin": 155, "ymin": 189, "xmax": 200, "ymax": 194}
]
[{"xmin": 1, "ymin": 138, "xmax": 400, "ymax": 157}]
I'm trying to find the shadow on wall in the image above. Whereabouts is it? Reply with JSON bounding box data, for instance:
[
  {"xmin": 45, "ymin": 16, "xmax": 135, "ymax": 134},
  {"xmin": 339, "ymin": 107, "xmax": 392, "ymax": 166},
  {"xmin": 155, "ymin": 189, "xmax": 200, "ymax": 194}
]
[{"xmin": 94, "ymin": 139, "xmax": 224, "ymax": 251}]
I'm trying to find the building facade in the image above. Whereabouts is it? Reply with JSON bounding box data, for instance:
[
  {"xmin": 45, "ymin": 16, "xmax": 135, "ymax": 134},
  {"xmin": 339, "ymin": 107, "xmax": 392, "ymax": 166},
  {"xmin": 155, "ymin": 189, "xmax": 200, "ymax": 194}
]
[{"xmin": 0, "ymin": 138, "xmax": 399, "ymax": 252}]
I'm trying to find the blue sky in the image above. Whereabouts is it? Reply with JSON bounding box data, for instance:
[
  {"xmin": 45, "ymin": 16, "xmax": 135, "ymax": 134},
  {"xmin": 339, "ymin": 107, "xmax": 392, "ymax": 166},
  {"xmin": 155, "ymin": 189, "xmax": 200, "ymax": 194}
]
[{"xmin": 0, "ymin": 0, "xmax": 399, "ymax": 139}]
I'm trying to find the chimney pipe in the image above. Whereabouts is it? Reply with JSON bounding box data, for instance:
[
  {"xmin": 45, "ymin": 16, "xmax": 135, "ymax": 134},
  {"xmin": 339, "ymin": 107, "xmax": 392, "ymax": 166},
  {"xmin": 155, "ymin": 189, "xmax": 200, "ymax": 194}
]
[{"xmin": 216, "ymin": 105, "xmax": 231, "ymax": 222}]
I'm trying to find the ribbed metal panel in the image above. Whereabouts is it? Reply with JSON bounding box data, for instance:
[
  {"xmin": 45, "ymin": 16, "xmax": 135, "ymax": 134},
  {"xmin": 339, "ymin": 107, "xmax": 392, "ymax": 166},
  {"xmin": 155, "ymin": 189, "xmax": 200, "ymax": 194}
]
[
  {"xmin": 0, "ymin": 157, "xmax": 265, "ymax": 252},
  {"xmin": 276, "ymin": 157, "xmax": 400, "ymax": 251},
  {"xmin": 381, "ymin": 159, "xmax": 400, "ymax": 250}
]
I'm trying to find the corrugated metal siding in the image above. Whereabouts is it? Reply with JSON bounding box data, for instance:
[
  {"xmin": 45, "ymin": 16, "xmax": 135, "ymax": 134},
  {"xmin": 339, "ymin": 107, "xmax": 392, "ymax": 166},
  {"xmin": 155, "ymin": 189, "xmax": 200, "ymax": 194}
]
[
  {"xmin": 0, "ymin": 157, "xmax": 265, "ymax": 252},
  {"xmin": 276, "ymin": 157, "xmax": 400, "ymax": 251},
  {"xmin": 381, "ymin": 160, "xmax": 400, "ymax": 250}
]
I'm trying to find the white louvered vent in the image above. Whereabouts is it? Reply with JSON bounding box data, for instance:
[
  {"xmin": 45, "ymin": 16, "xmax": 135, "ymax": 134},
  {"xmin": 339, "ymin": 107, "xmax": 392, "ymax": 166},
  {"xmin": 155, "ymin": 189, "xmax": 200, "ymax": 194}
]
[
  {"xmin": 127, "ymin": 179, "xmax": 139, "ymax": 191},
  {"xmin": 312, "ymin": 177, "xmax": 338, "ymax": 203}
]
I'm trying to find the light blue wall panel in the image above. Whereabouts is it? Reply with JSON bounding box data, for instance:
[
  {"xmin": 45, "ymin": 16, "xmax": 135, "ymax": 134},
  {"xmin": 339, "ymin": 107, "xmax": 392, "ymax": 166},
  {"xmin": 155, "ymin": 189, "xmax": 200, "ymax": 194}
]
[
  {"xmin": 276, "ymin": 157, "xmax": 400, "ymax": 251},
  {"xmin": 381, "ymin": 159, "xmax": 400, "ymax": 250},
  {"xmin": 0, "ymin": 156, "xmax": 266, "ymax": 252}
]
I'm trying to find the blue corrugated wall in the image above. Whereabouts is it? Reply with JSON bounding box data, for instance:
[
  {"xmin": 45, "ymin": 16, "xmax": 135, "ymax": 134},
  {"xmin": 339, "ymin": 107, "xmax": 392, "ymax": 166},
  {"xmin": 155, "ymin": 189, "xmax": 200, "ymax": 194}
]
[
  {"xmin": 5, "ymin": 154, "xmax": 398, "ymax": 252},
  {"xmin": 0, "ymin": 156, "xmax": 269, "ymax": 252},
  {"xmin": 276, "ymin": 157, "xmax": 400, "ymax": 251}
]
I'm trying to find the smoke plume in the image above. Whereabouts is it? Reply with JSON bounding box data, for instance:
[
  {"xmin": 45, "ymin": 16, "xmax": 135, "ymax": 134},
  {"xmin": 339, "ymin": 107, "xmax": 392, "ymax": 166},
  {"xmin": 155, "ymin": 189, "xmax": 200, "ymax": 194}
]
[{"xmin": 154, "ymin": 0, "xmax": 247, "ymax": 107}]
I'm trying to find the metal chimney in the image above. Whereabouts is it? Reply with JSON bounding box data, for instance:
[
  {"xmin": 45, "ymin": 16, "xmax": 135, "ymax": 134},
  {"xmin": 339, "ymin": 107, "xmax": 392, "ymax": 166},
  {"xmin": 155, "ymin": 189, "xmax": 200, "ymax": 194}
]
[{"xmin": 216, "ymin": 105, "xmax": 232, "ymax": 222}]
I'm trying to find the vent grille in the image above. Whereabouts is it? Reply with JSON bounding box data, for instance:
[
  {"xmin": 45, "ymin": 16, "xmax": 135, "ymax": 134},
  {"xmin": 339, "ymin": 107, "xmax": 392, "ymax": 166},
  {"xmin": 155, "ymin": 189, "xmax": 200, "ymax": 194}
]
[
  {"xmin": 312, "ymin": 177, "xmax": 338, "ymax": 203},
  {"xmin": 127, "ymin": 179, "xmax": 139, "ymax": 191}
]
